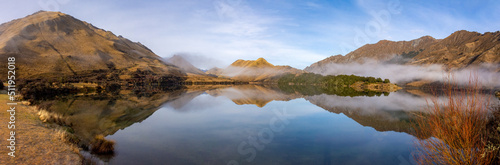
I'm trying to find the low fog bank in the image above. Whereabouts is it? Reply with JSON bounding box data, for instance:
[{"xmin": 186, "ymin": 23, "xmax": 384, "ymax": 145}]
[
  {"xmin": 308, "ymin": 60, "xmax": 500, "ymax": 87},
  {"xmin": 306, "ymin": 92, "xmax": 428, "ymax": 113},
  {"xmin": 164, "ymin": 53, "xmax": 226, "ymax": 70},
  {"xmin": 220, "ymin": 66, "xmax": 293, "ymax": 77},
  {"xmin": 306, "ymin": 92, "xmax": 499, "ymax": 114}
]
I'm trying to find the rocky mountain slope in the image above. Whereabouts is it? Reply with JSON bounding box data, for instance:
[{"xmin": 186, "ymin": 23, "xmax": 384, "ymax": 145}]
[
  {"xmin": 0, "ymin": 11, "xmax": 184, "ymax": 80},
  {"xmin": 306, "ymin": 30, "xmax": 500, "ymax": 73},
  {"xmin": 212, "ymin": 57, "xmax": 303, "ymax": 82}
]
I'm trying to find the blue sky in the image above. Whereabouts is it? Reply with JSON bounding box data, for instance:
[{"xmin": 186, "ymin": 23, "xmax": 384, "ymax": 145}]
[{"xmin": 1, "ymin": 0, "xmax": 499, "ymax": 69}]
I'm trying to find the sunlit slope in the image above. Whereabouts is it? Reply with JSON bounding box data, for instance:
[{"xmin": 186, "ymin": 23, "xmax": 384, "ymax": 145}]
[
  {"xmin": 215, "ymin": 58, "xmax": 304, "ymax": 82},
  {"xmin": 0, "ymin": 11, "xmax": 184, "ymax": 80}
]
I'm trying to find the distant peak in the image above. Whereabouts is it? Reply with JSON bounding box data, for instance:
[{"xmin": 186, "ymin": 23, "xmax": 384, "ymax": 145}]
[
  {"xmin": 230, "ymin": 58, "xmax": 274, "ymax": 68},
  {"xmin": 455, "ymin": 30, "xmax": 471, "ymax": 33},
  {"xmin": 13, "ymin": 11, "xmax": 71, "ymax": 25},
  {"xmin": 167, "ymin": 54, "xmax": 189, "ymax": 62},
  {"xmin": 418, "ymin": 35, "xmax": 435, "ymax": 40},
  {"xmin": 255, "ymin": 57, "xmax": 270, "ymax": 63},
  {"xmin": 449, "ymin": 30, "xmax": 480, "ymax": 36},
  {"xmin": 377, "ymin": 39, "xmax": 394, "ymax": 44},
  {"xmin": 30, "ymin": 10, "xmax": 66, "ymax": 17},
  {"xmin": 33, "ymin": 10, "xmax": 47, "ymax": 15},
  {"xmin": 445, "ymin": 30, "xmax": 481, "ymax": 41},
  {"xmin": 171, "ymin": 54, "xmax": 183, "ymax": 58}
]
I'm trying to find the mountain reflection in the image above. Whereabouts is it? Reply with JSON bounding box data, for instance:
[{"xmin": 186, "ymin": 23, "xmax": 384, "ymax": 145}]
[
  {"xmin": 36, "ymin": 85, "xmax": 434, "ymax": 144},
  {"xmin": 34, "ymin": 84, "xmax": 451, "ymax": 163},
  {"xmin": 36, "ymin": 89, "xmax": 186, "ymax": 144},
  {"xmin": 162, "ymin": 85, "xmax": 430, "ymax": 138}
]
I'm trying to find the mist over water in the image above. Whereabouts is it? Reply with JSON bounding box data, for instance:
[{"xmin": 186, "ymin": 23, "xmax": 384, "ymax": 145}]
[{"xmin": 308, "ymin": 60, "xmax": 500, "ymax": 87}]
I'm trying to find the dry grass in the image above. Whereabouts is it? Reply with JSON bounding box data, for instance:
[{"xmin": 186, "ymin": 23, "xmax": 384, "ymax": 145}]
[
  {"xmin": 413, "ymin": 74, "xmax": 497, "ymax": 165},
  {"xmin": 90, "ymin": 135, "xmax": 115, "ymax": 155},
  {"xmin": 0, "ymin": 95, "xmax": 81, "ymax": 165},
  {"xmin": 38, "ymin": 109, "xmax": 70, "ymax": 125}
]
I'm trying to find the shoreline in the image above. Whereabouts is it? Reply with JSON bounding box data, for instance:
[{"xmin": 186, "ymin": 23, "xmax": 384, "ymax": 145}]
[{"xmin": 0, "ymin": 94, "xmax": 82, "ymax": 164}]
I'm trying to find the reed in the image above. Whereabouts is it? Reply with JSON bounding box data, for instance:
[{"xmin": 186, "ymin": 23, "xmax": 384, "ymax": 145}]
[{"xmin": 413, "ymin": 74, "xmax": 497, "ymax": 165}]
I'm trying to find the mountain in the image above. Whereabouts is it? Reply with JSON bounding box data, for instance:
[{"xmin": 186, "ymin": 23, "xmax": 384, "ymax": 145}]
[
  {"xmin": 214, "ymin": 57, "xmax": 303, "ymax": 82},
  {"xmin": 305, "ymin": 30, "xmax": 500, "ymax": 72},
  {"xmin": 166, "ymin": 55, "xmax": 206, "ymax": 75},
  {"xmin": 0, "ymin": 11, "xmax": 184, "ymax": 80},
  {"xmin": 164, "ymin": 55, "xmax": 240, "ymax": 83},
  {"xmin": 206, "ymin": 67, "xmax": 223, "ymax": 76}
]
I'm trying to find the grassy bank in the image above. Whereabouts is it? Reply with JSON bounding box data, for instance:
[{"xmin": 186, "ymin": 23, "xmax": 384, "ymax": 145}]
[{"xmin": 0, "ymin": 94, "xmax": 81, "ymax": 164}]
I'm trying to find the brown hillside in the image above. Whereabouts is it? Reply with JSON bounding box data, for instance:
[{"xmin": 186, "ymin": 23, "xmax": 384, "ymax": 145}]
[
  {"xmin": 305, "ymin": 30, "xmax": 500, "ymax": 72},
  {"xmin": 410, "ymin": 30, "xmax": 500, "ymax": 68},
  {"xmin": 0, "ymin": 11, "xmax": 184, "ymax": 80}
]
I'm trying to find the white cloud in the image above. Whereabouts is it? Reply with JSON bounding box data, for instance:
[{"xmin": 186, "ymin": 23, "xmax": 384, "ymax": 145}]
[{"xmin": 305, "ymin": 2, "xmax": 322, "ymax": 9}]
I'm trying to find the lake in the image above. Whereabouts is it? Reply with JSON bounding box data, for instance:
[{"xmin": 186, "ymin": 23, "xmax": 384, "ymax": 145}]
[{"xmin": 36, "ymin": 85, "xmax": 464, "ymax": 165}]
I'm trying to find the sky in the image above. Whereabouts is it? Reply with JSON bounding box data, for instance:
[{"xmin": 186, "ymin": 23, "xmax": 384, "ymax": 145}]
[{"xmin": 1, "ymin": 0, "xmax": 499, "ymax": 69}]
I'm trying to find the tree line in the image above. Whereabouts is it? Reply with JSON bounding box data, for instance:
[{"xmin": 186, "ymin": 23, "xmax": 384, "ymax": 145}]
[{"xmin": 278, "ymin": 73, "xmax": 390, "ymax": 86}]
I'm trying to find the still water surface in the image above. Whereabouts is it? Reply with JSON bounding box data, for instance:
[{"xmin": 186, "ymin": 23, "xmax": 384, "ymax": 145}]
[{"xmin": 99, "ymin": 86, "xmax": 424, "ymax": 165}]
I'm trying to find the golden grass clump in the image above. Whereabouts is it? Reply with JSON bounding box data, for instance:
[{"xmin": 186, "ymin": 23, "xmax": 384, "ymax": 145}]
[
  {"xmin": 413, "ymin": 74, "xmax": 497, "ymax": 165},
  {"xmin": 91, "ymin": 135, "xmax": 115, "ymax": 155},
  {"xmin": 37, "ymin": 109, "xmax": 72, "ymax": 126}
]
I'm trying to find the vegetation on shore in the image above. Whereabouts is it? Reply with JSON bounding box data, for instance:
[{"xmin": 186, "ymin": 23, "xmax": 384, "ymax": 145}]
[
  {"xmin": 17, "ymin": 69, "xmax": 187, "ymax": 103},
  {"xmin": 278, "ymin": 73, "xmax": 391, "ymax": 86},
  {"xmin": 277, "ymin": 73, "xmax": 398, "ymax": 97},
  {"xmin": 0, "ymin": 95, "xmax": 81, "ymax": 164},
  {"xmin": 412, "ymin": 76, "xmax": 500, "ymax": 164}
]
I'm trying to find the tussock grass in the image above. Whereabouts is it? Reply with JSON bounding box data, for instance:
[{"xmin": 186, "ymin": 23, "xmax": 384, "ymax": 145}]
[
  {"xmin": 413, "ymin": 74, "xmax": 497, "ymax": 165},
  {"xmin": 37, "ymin": 109, "xmax": 72, "ymax": 126},
  {"xmin": 90, "ymin": 135, "xmax": 115, "ymax": 155}
]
